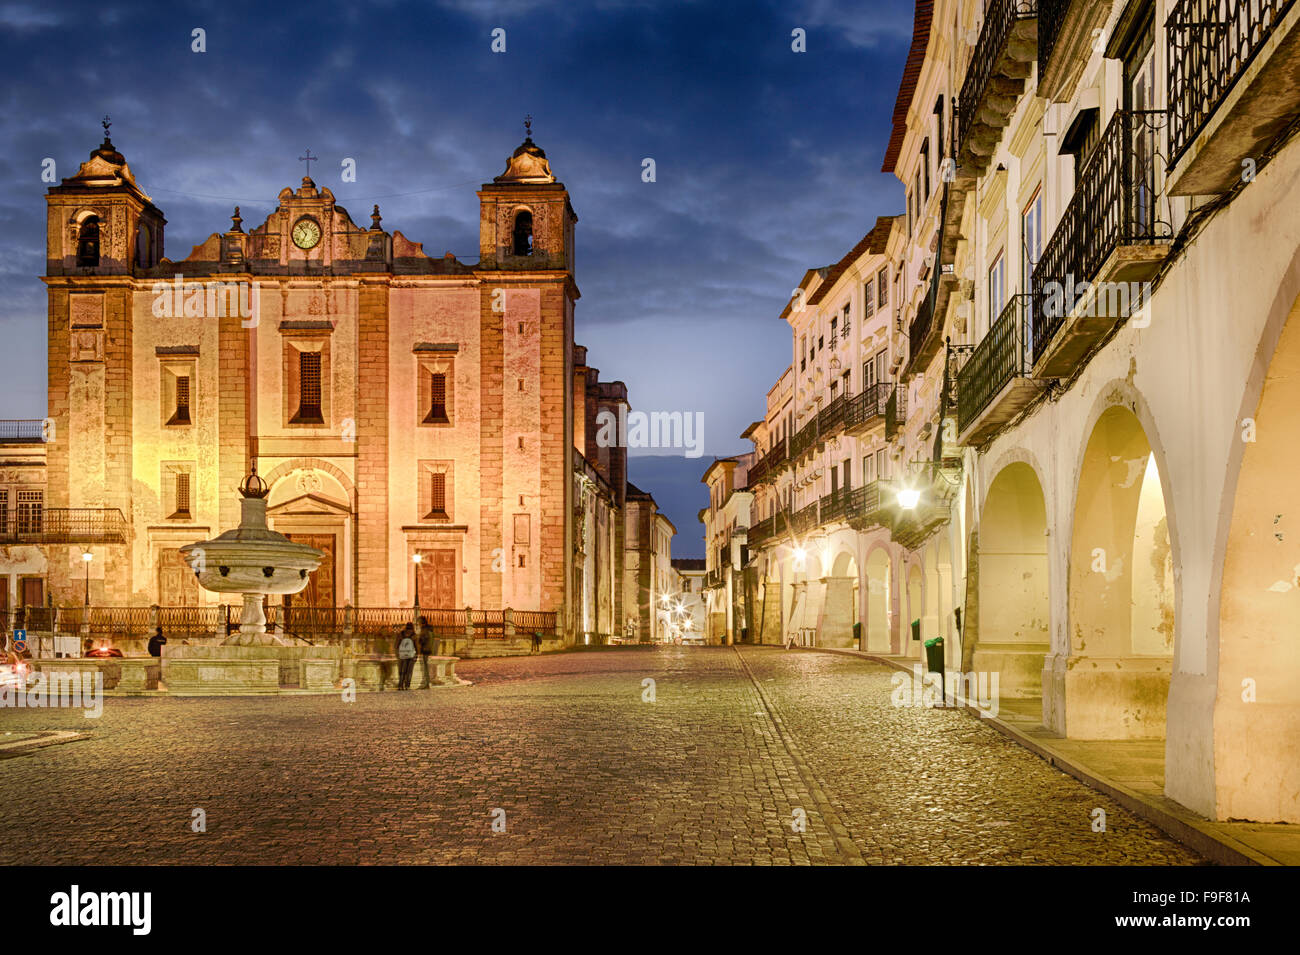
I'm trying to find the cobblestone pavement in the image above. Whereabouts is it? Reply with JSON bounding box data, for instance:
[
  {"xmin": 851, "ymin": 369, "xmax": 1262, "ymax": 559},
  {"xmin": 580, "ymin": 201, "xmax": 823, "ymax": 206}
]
[{"xmin": 0, "ymin": 647, "xmax": 1205, "ymax": 864}]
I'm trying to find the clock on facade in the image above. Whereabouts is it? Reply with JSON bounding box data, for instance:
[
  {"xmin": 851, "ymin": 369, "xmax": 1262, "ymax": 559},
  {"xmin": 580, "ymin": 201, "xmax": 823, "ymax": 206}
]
[{"xmin": 291, "ymin": 216, "xmax": 322, "ymax": 250}]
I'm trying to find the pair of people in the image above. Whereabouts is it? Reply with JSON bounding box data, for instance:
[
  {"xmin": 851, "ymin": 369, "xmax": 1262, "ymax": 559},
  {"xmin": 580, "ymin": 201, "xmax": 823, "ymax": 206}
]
[{"xmin": 394, "ymin": 619, "xmax": 432, "ymax": 690}]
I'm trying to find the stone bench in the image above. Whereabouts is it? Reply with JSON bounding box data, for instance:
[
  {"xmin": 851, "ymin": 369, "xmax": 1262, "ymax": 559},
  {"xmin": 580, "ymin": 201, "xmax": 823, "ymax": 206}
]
[
  {"xmin": 352, "ymin": 655, "xmax": 459, "ymax": 691},
  {"xmin": 35, "ymin": 657, "xmax": 160, "ymax": 693}
]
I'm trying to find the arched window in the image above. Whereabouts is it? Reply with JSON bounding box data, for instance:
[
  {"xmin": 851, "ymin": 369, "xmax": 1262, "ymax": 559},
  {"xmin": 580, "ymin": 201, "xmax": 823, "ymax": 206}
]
[
  {"xmin": 512, "ymin": 210, "xmax": 533, "ymax": 256},
  {"xmin": 136, "ymin": 222, "xmax": 151, "ymax": 268},
  {"xmin": 77, "ymin": 215, "xmax": 100, "ymax": 268}
]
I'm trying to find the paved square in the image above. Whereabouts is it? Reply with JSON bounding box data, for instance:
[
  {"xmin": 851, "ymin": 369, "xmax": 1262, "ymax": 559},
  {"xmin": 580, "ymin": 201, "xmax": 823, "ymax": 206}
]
[{"xmin": 0, "ymin": 647, "xmax": 1204, "ymax": 864}]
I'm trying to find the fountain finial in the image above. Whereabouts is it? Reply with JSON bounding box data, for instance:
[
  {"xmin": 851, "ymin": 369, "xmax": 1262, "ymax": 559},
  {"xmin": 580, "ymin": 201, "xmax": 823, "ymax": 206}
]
[{"xmin": 240, "ymin": 463, "xmax": 269, "ymax": 499}]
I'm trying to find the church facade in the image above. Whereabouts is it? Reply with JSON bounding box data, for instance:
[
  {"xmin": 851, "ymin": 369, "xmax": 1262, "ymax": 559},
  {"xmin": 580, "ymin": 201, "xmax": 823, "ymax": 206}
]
[{"xmin": 7, "ymin": 127, "xmax": 667, "ymax": 642}]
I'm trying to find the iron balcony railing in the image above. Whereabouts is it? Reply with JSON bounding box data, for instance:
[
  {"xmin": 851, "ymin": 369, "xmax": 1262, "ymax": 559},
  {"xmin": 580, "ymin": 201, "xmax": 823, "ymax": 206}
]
[
  {"xmin": 956, "ymin": 0, "xmax": 1039, "ymax": 160},
  {"xmin": 1168, "ymin": 0, "xmax": 1295, "ymax": 167},
  {"xmin": 847, "ymin": 481, "xmax": 887, "ymax": 528},
  {"xmin": 908, "ymin": 278, "xmax": 937, "ymax": 370},
  {"xmin": 747, "ymin": 454, "xmax": 769, "ymax": 487},
  {"xmin": 957, "ymin": 294, "xmax": 1033, "ymax": 434},
  {"xmin": 1037, "ymin": 0, "xmax": 1072, "ymax": 87},
  {"xmin": 747, "ymin": 514, "xmax": 777, "ymax": 549},
  {"xmin": 790, "ymin": 417, "xmax": 819, "ymax": 459},
  {"xmin": 819, "ymin": 488, "xmax": 851, "ymax": 525},
  {"xmin": 0, "ymin": 507, "xmax": 128, "ymax": 544},
  {"xmin": 885, "ymin": 385, "xmax": 907, "ymax": 440},
  {"xmin": 791, "ymin": 500, "xmax": 820, "ymax": 536},
  {"xmin": 818, "ymin": 393, "xmax": 848, "ymax": 435},
  {"xmin": 846, "ymin": 381, "xmax": 892, "ymax": 431},
  {"xmin": 942, "ymin": 340, "xmax": 976, "ymax": 417},
  {"xmin": 1031, "ymin": 108, "xmax": 1170, "ymax": 361},
  {"xmin": 0, "ymin": 419, "xmax": 48, "ymax": 443}
]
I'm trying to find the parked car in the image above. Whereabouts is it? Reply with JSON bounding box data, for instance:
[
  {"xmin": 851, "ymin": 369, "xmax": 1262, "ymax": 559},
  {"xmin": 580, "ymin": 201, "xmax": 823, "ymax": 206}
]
[{"xmin": 0, "ymin": 658, "xmax": 33, "ymax": 689}]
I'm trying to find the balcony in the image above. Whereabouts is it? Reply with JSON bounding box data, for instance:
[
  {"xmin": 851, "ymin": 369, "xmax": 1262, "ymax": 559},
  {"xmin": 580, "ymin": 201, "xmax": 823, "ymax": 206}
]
[
  {"xmin": 790, "ymin": 417, "xmax": 819, "ymax": 460},
  {"xmin": 956, "ymin": 294, "xmax": 1044, "ymax": 445},
  {"xmin": 791, "ymin": 500, "xmax": 820, "ymax": 537},
  {"xmin": 747, "ymin": 454, "xmax": 769, "ymax": 487},
  {"xmin": 845, "ymin": 381, "xmax": 892, "ymax": 434},
  {"xmin": 817, "ymin": 393, "xmax": 848, "ymax": 437},
  {"xmin": 746, "ymin": 514, "xmax": 777, "ymax": 550},
  {"xmin": 885, "ymin": 385, "xmax": 907, "ymax": 441},
  {"xmin": 1031, "ymin": 109, "xmax": 1171, "ymax": 378},
  {"xmin": 955, "ymin": 0, "xmax": 1038, "ymax": 179},
  {"xmin": 819, "ymin": 489, "xmax": 851, "ymax": 526},
  {"xmin": 847, "ymin": 481, "xmax": 889, "ymax": 530},
  {"xmin": 0, "ymin": 508, "xmax": 128, "ymax": 545},
  {"xmin": 890, "ymin": 474, "xmax": 960, "ymax": 550},
  {"xmin": 1038, "ymin": 0, "xmax": 1112, "ymax": 102},
  {"xmin": 0, "ymin": 419, "xmax": 48, "ymax": 444},
  {"xmin": 1167, "ymin": 0, "xmax": 1300, "ymax": 195}
]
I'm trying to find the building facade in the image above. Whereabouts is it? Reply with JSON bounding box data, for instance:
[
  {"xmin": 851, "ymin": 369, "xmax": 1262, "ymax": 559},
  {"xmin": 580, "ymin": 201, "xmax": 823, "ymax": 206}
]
[
  {"xmin": 733, "ymin": 0, "xmax": 1300, "ymax": 825},
  {"xmin": 5, "ymin": 128, "xmax": 672, "ymax": 646}
]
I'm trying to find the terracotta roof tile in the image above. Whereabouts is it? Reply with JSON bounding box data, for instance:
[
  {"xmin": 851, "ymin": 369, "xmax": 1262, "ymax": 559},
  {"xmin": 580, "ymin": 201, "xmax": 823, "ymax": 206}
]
[{"xmin": 882, "ymin": 0, "xmax": 934, "ymax": 175}]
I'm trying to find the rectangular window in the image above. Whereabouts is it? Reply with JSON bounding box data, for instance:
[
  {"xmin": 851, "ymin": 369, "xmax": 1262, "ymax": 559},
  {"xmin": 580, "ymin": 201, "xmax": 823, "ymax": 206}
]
[
  {"xmin": 298, "ymin": 352, "xmax": 322, "ymax": 422},
  {"xmin": 876, "ymin": 448, "xmax": 888, "ymax": 481},
  {"xmin": 875, "ymin": 349, "xmax": 887, "ymax": 386},
  {"xmin": 878, "ymin": 269, "xmax": 888, "ymax": 307},
  {"xmin": 864, "ymin": 282, "xmax": 875, "ymax": 318},
  {"xmin": 175, "ymin": 376, "xmax": 191, "ymax": 424},
  {"xmin": 429, "ymin": 472, "xmax": 448, "ymax": 520},
  {"xmin": 864, "ymin": 359, "xmax": 876, "ymax": 390},
  {"xmin": 989, "ymin": 252, "xmax": 1007, "ymax": 325},
  {"xmin": 173, "ymin": 471, "xmax": 191, "ymax": 518},
  {"xmin": 863, "ymin": 455, "xmax": 873, "ymax": 483},
  {"xmin": 1022, "ymin": 189, "xmax": 1043, "ymax": 293},
  {"xmin": 842, "ymin": 303, "xmax": 851, "ymax": 337},
  {"xmin": 829, "ymin": 316, "xmax": 837, "ymax": 348},
  {"xmin": 427, "ymin": 371, "xmax": 450, "ymax": 424},
  {"xmin": 17, "ymin": 490, "xmax": 42, "ymax": 534},
  {"xmin": 920, "ymin": 139, "xmax": 931, "ymax": 202}
]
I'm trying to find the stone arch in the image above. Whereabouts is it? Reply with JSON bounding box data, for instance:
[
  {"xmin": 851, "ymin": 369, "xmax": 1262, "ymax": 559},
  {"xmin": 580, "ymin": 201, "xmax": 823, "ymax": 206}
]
[
  {"xmin": 1060, "ymin": 403, "xmax": 1175, "ymax": 740},
  {"xmin": 261, "ymin": 458, "xmax": 356, "ymax": 511},
  {"xmin": 1212, "ymin": 287, "xmax": 1300, "ymax": 823},
  {"xmin": 972, "ymin": 461, "xmax": 1050, "ymax": 700},
  {"xmin": 511, "ymin": 207, "xmax": 534, "ymax": 256}
]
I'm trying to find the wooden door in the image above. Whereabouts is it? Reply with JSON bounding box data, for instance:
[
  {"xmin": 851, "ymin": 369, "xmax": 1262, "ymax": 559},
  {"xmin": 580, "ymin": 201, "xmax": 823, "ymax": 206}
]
[
  {"xmin": 417, "ymin": 548, "xmax": 456, "ymax": 608},
  {"xmin": 287, "ymin": 534, "xmax": 335, "ymax": 607},
  {"xmin": 20, "ymin": 577, "xmax": 43, "ymax": 607},
  {"xmin": 158, "ymin": 548, "xmax": 200, "ymax": 606}
]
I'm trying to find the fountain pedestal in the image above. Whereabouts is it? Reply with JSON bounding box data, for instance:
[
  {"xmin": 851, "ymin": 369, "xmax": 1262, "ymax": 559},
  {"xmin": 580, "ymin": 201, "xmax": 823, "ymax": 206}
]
[{"xmin": 163, "ymin": 467, "xmax": 338, "ymax": 694}]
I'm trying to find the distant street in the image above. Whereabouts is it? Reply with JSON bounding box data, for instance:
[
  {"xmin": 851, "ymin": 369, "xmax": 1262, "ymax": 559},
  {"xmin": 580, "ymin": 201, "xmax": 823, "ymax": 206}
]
[{"xmin": 0, "ymin": 647, "xmax": 1203, "ymax": 864}]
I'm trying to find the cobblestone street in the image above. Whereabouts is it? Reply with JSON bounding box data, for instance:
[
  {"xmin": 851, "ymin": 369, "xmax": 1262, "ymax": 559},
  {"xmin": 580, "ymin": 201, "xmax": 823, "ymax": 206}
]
[{"xmin": 0, "ymin": 647, "xmax": 1205, "ymax": 864}]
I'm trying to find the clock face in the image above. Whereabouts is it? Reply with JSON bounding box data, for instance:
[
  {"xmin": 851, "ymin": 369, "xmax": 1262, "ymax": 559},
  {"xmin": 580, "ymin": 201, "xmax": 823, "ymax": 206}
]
[{"xmin": 292, "ymin": 216, "xmax": 322, "ymax": 250}]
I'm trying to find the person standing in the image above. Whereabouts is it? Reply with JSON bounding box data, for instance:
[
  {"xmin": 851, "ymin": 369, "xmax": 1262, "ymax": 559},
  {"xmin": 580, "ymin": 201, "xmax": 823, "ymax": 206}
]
[
  {"xmin": 147, "ymin": 626, "xmax": 167, "ymax": 657},
  {"xmin": 396, "ymin": 623, "xmax": 417, "ymax": 690}
]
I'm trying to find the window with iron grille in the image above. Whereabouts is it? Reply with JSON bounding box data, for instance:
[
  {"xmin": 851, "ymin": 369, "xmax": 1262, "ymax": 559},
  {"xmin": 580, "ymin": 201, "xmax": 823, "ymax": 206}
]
[
  {"xmin": 298, "ymin": 352, "xmax": 322, "ymax": 421},
  {"xmin": 173, "ymin": 471, "xmax": 191, "ymax": 519},
  {"xmin": 172, "ymin": 375, "xmax": 191, "ymax": 425},
  {"xmin": 429, "ymin": 472, "xmax": 448, "ymax": 520},
  {"xmin": 427, "ymin": 371, "xmax": 450, "ymax": 424}
]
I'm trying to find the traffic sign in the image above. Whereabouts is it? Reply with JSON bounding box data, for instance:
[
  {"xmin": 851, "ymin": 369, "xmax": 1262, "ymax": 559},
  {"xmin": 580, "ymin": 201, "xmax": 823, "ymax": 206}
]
[{"xmin": 12, "ymin": 629, "xmax": 26, "ymax": 653}]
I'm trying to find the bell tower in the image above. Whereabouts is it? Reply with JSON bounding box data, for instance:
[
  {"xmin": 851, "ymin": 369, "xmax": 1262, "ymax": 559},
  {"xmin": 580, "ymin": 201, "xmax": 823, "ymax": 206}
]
[
  {"xmin": 46, "ymin": 118, "xmax": 166, "ymax": 276},
  {"xmin": 478, "ymin": 126, "xmax": 577, "ymax": 273}
]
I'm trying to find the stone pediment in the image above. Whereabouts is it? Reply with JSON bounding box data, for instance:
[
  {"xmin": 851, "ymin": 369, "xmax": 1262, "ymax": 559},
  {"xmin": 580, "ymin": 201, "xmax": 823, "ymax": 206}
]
[{"xmin": 267, "ymin": 493, "xmax": 351, "ymax": 517}]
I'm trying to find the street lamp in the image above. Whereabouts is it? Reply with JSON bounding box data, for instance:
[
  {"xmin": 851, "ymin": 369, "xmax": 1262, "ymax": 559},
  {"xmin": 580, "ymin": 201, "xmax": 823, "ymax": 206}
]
[
  {"xmin": 897, "ymin": 487, "xmax": 922, "ymax": 510},
  {"xmin": 411, "ymin": 552, "xmax": 422, "ymax": 606},
  {"xmin": 81, "ymin": 550, "xmax": 93, "ymax": 607}
]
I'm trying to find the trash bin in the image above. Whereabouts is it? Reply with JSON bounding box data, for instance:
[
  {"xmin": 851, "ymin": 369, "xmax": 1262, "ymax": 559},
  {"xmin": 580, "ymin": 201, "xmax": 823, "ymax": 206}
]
[
  {"xmin": 911, "ymin": 618, "xmax": 921, "ymax": 641},
  {"xmin": 852, "ymin": 621, "xmax": 863, "ymax": 651},
  {"xmin": 924, "ymin": 636, "xmax": 944, "ymax": 674}
]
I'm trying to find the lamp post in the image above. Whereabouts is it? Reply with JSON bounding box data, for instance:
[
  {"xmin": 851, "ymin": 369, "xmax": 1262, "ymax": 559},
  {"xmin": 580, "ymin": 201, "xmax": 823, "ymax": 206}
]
[
  {"xmin": 82, "ymin": 550, "xmax": 93, "ymax": 607},
  {"xmin": 411, "ymin": 552, "xmax": 422, "ymax": 607}
]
